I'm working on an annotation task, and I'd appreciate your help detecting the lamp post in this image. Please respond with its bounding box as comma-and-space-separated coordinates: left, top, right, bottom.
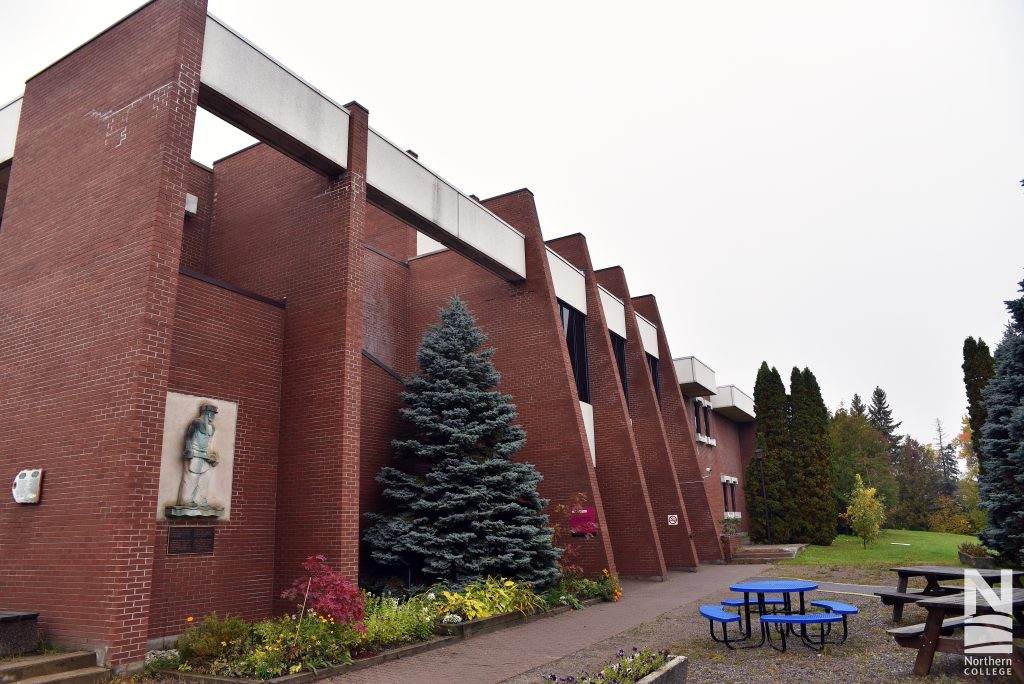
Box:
754, 448, 773, 545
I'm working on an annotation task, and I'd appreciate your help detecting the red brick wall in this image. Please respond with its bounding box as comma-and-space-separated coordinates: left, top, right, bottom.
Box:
545, 235, 666, 579
359, 243, 412, 563
632, 296, 724, 563
150, 275, 284, 639
407, 190, 616, 577
365, 204, 416, 261
0, 0, 206, 665
181, 162, 213, 271
594, 270, 700, 570
681, 395, 757, 535
202, 103, 370, 602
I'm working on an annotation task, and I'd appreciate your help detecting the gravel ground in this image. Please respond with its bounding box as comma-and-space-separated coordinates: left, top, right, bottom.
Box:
504, 572, 1016, 684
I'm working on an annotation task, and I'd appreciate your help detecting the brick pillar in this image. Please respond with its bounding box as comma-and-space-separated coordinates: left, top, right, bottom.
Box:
0, 0, 206, 666
545, 235, 667, 579
595, 269, 700, 570
273, 103, 368, 598
633, 295, 725, 563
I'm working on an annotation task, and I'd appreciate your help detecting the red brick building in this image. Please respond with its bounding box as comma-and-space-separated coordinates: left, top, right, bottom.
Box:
0, 0, 756, 669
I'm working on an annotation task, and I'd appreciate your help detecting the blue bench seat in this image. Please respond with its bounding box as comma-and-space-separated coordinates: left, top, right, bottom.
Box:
699, 605, 745, 649
761, 612, 845, 652
699, 605, 741, 623
721, 597, 785, 608
761, 613, 844, 625
810, 600, 858, 615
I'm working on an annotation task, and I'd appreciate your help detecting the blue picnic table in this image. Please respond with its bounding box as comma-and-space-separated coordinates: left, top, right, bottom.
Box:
728, 579, 819, 641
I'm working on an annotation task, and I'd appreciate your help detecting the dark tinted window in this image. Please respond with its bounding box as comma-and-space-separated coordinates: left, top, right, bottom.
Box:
647, 353, 660, 405
558, 300, 590, 403
610, 332, 628, 402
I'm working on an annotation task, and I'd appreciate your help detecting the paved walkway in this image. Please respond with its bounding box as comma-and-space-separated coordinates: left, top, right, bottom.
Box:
327, 564, 767, 684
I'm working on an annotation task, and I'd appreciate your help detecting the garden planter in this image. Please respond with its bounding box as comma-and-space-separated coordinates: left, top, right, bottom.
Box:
720, 535, 743, 563
959, 552, 996, 569
636, 655, 688, 684
0, 611, 39, 657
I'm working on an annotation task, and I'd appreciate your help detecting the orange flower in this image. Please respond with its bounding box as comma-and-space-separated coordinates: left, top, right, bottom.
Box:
186, 616, 194, 622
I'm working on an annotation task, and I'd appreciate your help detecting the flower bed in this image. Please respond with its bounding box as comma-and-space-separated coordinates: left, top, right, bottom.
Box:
546, 648, 687, 684
161, 559, 620, 682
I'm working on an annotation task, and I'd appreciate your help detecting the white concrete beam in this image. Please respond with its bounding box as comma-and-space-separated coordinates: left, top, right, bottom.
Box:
635, 313, 659, 359
199, 15, 350, 175
598, 285, 627, 338
546, 247, 586, 313
368, 129, 526, 281
0, 97, 22, 166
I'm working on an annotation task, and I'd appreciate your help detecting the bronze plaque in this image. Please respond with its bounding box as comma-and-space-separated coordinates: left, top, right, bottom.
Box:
167, 527, 215, 555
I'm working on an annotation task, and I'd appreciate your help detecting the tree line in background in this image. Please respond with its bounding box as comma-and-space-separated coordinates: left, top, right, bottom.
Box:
743, 276, 1024, 566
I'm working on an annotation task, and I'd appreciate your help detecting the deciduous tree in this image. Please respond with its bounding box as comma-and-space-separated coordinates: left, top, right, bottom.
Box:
848, 474, 885, 548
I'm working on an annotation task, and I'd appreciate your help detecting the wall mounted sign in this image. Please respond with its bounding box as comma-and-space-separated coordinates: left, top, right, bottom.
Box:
667, 514, 679, 526
167, 527, 216, 555
11, 469, 43, 504
570, 507, 597, 536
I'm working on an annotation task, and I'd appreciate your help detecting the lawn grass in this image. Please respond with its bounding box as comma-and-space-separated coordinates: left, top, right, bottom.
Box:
779, 528, 979, 568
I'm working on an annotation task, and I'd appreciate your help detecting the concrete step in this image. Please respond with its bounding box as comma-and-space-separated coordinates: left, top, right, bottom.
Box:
0, 652, 97, 682
18, 666, 109, 684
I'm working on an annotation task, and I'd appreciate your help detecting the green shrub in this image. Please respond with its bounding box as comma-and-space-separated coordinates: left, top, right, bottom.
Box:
958, 542, 990, 558
435, 577, 546, 620
362, 594, 436, 651
175, 614, 252, 665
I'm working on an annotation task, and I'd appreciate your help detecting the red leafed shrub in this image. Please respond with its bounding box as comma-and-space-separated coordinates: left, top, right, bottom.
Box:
282, 555, 366, 629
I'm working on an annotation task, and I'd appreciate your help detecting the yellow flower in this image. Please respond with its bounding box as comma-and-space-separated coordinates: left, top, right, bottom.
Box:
220, 641, 227, 647
186, 616, 194, 622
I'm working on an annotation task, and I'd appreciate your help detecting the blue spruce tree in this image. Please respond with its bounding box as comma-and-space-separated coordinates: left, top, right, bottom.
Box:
979, 278, 1024, 565
364, 296, 561, 588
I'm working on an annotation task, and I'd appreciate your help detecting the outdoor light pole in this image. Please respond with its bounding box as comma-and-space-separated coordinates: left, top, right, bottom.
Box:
754, 448, 773, 545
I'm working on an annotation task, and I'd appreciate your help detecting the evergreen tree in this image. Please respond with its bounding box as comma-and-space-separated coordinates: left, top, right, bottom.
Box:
867, 386, 902, 450
789, 367, 836, 545
962, 336, 995, 476
830, 408, 898, 513
934, 419, 959, 497
850, 393, 867, 417
743, 362, 794, 543
978, 278, 1024, 566
364, 296, 561, 588
888, 439, 944, 530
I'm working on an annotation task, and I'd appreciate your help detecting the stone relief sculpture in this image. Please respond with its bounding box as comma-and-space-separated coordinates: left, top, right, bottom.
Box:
166, 403, 224, 518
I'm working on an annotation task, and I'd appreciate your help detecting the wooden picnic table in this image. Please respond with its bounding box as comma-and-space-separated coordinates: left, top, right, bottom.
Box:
877, 566, 1024, 621
889, 587, 1024, 681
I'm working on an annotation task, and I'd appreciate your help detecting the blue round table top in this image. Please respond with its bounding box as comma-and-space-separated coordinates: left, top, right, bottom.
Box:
729, 579, 818, 593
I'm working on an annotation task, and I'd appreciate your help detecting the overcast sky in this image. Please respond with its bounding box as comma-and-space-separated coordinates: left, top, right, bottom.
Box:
2, 1, 1022, 446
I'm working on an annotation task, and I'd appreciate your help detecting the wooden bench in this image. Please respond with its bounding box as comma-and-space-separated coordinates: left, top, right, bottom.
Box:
886, 615, 971, 648
699, 605, 743, 649
761, 613, 844, 652
874, 588, 961, 621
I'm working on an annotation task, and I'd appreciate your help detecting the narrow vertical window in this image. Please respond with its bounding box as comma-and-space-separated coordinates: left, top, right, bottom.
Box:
704, 406, 712, 439
722, 481, 730, 512
610, 332, 628, 402
646, 353, 660, 405
730, 482, 737, 513
694, 399, 702, 435
558, 300, 590, 402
